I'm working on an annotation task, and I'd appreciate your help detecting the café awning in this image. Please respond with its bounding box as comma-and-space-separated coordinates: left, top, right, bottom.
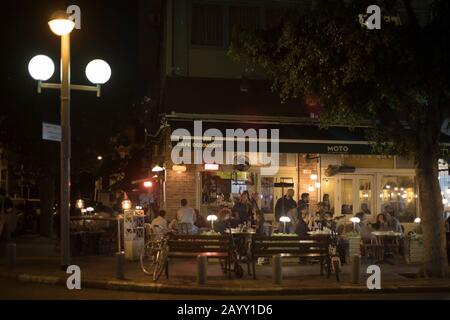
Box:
166, 116, 374, 154
167, 115, 450, 155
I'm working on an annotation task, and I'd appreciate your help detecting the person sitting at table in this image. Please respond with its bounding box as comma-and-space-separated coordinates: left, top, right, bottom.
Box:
385, 205, 403, 233
194, 209, 209, 229
353, 212, 366, 233
232, 191, 253, 225
284, 207, 299, 233
150, 210, 168, 235
295, 209, 310, 236
177, 199, 198, 234
168, 218, 178, 232
225, 211, 240, 229
253, 208, 267, 235
214, 208, 230, 234
371, 213, 388, 230
323, 211, 337, 232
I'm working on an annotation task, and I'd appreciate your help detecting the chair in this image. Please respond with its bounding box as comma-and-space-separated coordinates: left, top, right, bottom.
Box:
179, 222, 193, 235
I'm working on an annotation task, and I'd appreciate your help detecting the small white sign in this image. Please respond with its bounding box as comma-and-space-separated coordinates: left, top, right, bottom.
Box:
42, 122, 61, 142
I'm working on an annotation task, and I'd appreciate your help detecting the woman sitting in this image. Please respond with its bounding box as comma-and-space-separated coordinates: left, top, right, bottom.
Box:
371, 213, 388, 230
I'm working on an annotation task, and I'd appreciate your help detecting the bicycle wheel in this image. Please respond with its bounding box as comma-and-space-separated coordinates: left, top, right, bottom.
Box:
140, 242, 158, 276
152, 242, 168, 281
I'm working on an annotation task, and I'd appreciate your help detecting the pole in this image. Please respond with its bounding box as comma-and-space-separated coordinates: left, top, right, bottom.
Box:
60, 33, 71, 269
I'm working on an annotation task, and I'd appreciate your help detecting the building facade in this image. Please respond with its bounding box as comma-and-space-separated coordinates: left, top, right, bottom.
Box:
145, 0, 449, 231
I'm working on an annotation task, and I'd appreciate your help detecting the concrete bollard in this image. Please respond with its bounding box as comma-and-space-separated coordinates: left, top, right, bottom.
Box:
116, 251, 125, 280
197, 255, 207, 285
6, 243, 16, 266
351, 254, 361, 284
272, 254, 282, 285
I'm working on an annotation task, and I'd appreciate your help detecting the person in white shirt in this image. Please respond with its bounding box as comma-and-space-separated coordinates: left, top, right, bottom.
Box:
176, 199, 198, 234
150, 210, 168, 235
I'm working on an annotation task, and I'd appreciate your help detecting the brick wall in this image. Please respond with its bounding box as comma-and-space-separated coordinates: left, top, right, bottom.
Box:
297, 154, 320, 209
164, 163, 197, 221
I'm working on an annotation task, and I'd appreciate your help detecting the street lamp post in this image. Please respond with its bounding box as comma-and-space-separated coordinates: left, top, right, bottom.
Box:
28, 10, 111, 269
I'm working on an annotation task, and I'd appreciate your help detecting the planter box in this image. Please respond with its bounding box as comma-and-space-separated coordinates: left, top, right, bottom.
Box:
405, 237, 423, 264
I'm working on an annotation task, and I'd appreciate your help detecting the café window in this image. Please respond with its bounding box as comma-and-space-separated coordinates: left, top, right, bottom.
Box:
261, 177, 274, 213
380, 175, 417, 222
201, 171, 256, 208
229, 6, 260, 36
191, 4, 224, 46
438, 159, 450, 214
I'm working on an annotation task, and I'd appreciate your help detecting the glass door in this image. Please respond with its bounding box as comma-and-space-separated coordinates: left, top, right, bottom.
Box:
334, 175, 374, 217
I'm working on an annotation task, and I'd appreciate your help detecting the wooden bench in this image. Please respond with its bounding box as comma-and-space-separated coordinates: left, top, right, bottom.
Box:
165, 234, 232, 279
251, 236, 335, 280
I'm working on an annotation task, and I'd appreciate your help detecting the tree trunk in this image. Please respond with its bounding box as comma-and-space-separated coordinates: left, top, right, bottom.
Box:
415, 140, 449, 277
39, 173, 55, 237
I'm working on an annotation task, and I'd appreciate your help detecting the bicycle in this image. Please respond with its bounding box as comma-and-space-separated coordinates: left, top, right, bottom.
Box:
326, 230, 341, 282
140, 227, 169, 281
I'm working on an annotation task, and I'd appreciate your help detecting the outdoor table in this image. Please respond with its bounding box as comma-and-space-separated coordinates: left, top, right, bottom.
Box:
224, 229, 256, 272
371, 231, 403, 264
308, 230, 332, 237
70, 216, 122, 255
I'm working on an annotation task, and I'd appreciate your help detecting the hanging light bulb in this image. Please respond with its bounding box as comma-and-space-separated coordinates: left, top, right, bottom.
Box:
314, 182, 321, 188
310, 171, 318, 181
308, 185, 315, 192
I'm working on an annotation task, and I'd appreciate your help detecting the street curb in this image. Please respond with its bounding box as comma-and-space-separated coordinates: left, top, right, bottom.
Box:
1, 271, 450, 296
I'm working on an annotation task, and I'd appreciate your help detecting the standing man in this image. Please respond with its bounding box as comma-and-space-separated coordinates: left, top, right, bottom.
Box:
274, 189, 297, 222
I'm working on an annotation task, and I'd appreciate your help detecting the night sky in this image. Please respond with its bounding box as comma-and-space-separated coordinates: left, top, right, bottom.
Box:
4, 0, 141, 153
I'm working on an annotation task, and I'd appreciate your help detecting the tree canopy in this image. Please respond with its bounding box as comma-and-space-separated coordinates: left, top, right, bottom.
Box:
230, 0, 450, 276
230, 0, 450, 156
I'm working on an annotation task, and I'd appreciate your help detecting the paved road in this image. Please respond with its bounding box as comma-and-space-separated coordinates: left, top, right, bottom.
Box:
0, 279, 449, 300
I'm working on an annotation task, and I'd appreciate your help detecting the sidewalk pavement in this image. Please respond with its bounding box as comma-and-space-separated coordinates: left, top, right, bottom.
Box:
1, 236, 449, 296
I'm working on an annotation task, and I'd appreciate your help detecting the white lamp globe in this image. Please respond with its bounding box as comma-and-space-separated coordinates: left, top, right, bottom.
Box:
350, 217, 361, 224
28, 55, 55, 81
48, 10, 75, 36
279, 216, 291, 223
206, 214, 218, 222
85, 59, 111, 84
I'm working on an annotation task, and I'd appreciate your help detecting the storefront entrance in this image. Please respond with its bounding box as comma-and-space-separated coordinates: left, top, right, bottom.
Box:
321, 174, 374, 217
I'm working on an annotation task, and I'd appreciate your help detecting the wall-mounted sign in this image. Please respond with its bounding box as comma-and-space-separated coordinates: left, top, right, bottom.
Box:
42, 122, 61, 142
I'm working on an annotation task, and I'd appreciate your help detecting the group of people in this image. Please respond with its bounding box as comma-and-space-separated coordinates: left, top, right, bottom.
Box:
145, 188, 409, 238
147, 198, 209, 236
146, 191, 268, 236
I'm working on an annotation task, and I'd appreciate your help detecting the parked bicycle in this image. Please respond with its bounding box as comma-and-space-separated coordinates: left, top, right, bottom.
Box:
140, 226, 169, 281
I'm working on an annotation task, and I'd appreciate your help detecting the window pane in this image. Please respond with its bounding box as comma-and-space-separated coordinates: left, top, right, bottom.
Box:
229, 6, 260, 36
358, 178, 372, 214
380, 175, 417, 222
321, 178, 335, 215
341, 179, 353, 215
191, 4, 223, 46
261, 177, 274, 213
